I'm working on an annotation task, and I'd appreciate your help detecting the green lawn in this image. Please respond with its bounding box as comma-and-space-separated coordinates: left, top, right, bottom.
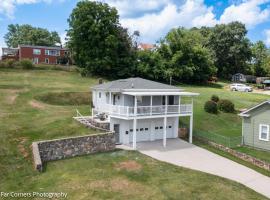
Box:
180, 82, 268, 137
234, 146, 270, 163
0, 68, 268, 199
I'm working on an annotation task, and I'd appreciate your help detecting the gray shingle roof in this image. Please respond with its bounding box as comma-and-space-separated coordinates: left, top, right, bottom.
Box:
92, 77, 182, 91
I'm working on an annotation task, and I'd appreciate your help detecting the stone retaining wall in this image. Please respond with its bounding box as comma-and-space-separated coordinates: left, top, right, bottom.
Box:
32, 132, 115, 172
196, 136, 270, 171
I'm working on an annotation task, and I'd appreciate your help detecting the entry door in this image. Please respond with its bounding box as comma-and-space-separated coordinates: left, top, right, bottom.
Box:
33, 57, 39, 64
114, 124, 120, 144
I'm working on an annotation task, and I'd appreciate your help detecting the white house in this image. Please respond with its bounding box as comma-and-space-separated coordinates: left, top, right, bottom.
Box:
91, 77, 199, 149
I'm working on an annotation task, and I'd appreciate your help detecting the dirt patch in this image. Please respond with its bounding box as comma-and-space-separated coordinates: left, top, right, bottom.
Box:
115, 160, 142, 172
17, 137, 29, 159
29, 100, 46, 109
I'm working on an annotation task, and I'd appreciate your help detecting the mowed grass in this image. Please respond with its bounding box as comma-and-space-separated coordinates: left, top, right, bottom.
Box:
0, 69, 269, 199
180, 83, 268, 137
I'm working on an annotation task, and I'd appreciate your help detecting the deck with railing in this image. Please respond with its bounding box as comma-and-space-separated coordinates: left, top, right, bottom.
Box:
94, 104, 192, 118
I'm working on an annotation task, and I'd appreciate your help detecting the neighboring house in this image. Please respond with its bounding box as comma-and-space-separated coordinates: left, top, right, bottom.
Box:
1, 45, 70, 65
137, 43, 156, 51
91, 77, 199, 149
232, 73, 256, 83
1, 48, 19, 61
239, 101, 270, 151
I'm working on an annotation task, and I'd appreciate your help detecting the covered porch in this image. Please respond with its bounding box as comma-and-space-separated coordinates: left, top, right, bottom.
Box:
122, 91, 198, 149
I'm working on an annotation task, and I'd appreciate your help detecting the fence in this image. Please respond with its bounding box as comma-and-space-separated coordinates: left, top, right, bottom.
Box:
194, 131, 242, 148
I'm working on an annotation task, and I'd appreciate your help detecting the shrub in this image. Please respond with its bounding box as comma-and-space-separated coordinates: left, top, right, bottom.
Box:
19, 59, 34, 69
204, 100, 218, 114
5, 59, 16, 68
218, 99, 235, 113
0, 61, 6, 68
211, 95, 219, 103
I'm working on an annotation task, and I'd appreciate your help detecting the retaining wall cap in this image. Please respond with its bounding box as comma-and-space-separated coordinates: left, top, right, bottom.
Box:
36, 132, 115, 144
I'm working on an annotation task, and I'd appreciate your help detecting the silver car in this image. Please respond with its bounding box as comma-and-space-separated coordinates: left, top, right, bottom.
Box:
230, 83, 253, 92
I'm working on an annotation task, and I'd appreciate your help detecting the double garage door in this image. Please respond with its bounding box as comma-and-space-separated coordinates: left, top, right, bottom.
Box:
128, 121, 174, 142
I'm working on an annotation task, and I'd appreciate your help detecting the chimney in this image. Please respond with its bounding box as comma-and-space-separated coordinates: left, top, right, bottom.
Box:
98, 78, 103, 84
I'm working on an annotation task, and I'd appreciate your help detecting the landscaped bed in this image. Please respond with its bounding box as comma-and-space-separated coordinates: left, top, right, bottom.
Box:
0, 68, 269, 199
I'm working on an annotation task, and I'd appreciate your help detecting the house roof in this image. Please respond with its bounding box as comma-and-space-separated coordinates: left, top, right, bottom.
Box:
91, 77, 183, 92
138, 43, 155, 50
19, 45, 68, 50
238, 100, 270, 117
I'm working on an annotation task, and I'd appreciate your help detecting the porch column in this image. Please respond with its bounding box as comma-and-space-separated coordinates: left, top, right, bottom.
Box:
189, 98, 193, 143
150, 95, 153, 115
109, 92, 112, 105
178, 96, 181, 114
133, 96, 137, 149
163, 117, 167, 147
165, 95, 168, 114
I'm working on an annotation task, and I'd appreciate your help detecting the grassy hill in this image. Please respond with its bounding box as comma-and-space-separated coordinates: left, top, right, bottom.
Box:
0, 68, 268, 199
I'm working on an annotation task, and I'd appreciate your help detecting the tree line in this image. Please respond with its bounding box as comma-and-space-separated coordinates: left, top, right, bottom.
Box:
4, 1, 270, 83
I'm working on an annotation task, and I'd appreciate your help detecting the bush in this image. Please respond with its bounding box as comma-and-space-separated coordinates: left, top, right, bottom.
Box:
211, 95, 219, 103
218, 99, 235, 113
5, 59, 16, 68
204, 100, 218, 114
0, 61, 6, 68
19, 59, 34, 69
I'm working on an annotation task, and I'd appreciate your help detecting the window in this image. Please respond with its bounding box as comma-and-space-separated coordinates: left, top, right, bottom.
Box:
33, 49, 41, 55
130, 129, 133, 132
125, 131, 129, 135
155, 127, 159, 130
259, 124, 269, 141
45, 49, 60, 56
99, 92, 101, 98
45, 58, 49, 64
168, 126, 172, 129
140, 128, 144, 131
160, 126, 163, 129
145, 128, 149, 131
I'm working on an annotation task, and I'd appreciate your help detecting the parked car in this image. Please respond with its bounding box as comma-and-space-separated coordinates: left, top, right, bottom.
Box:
230, 83, 253, 92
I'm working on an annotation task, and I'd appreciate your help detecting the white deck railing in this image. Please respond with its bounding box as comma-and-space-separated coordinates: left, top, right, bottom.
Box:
94, 104, 192, 117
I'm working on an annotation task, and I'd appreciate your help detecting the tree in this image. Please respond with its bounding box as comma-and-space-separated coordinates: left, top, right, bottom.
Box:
67, 1, 136, 78
208, 22, 252, 78
4, 24, 61, 47
157, 28, 216, 82
251, 41, 269, 76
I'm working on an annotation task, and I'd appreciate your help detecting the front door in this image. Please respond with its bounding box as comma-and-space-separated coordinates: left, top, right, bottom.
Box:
114, 124, 120, 144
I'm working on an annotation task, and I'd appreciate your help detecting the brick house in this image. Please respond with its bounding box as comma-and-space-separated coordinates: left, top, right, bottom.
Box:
2, 45, 70, 65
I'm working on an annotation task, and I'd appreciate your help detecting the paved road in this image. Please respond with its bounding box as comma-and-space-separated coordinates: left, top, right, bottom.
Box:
121, 139, 270, 198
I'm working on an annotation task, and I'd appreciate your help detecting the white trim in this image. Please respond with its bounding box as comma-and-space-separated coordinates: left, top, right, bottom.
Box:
259, 124, 269, 141
122, 91, 199, 96
239, 101, 270, 117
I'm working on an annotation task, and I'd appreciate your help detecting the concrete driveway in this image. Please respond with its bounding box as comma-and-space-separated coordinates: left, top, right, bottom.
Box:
128, 139, 270, 198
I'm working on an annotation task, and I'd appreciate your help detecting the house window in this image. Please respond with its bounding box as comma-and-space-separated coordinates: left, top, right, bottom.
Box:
125, 131, 129, 135
130, 129, 133, 132
160, 126, 163, 129
140, 128, 144, 131
33, 49, 41, 55
99, 92, 101, 98
259, 124, 269, 141
45, 49, 60, 56
145, 128, 149, 131
168, 126, 172, 128
45, 58, 49, 64
155, 127, 159, 130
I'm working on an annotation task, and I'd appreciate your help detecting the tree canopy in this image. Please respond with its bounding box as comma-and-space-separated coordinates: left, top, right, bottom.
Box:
4, 24, 61, 47
207, 22, 252, 78
67, 1, 136, 78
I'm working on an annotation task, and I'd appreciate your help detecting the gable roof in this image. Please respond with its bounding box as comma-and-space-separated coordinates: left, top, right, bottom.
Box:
239, 100, 270, 117
91, 77, 183, 92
